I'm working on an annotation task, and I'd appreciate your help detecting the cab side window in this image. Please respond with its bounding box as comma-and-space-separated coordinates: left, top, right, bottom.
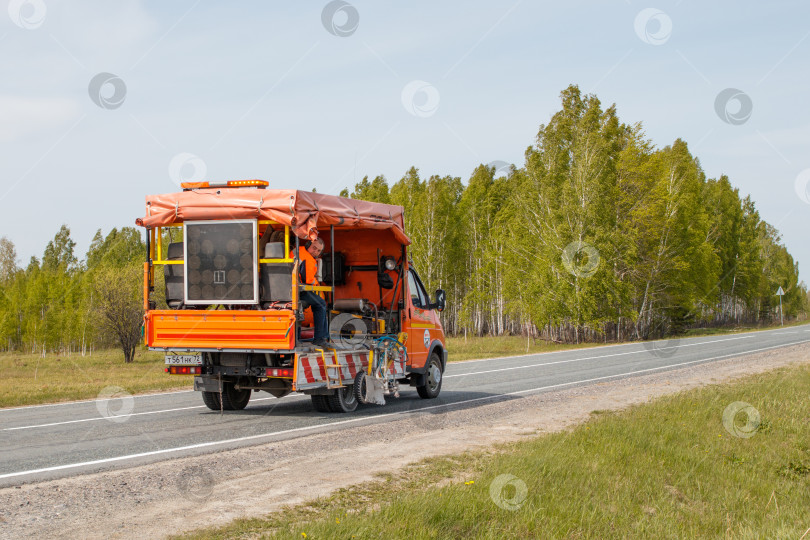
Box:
408, 269, 428, 308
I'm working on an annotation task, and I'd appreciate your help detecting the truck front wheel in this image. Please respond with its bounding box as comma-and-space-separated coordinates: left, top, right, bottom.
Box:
416, 353, 443, 399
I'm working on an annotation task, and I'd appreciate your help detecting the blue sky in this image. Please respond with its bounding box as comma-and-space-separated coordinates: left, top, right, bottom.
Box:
1, 0, 809, 285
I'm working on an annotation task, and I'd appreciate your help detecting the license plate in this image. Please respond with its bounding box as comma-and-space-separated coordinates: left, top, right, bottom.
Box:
165, 353, 203, 365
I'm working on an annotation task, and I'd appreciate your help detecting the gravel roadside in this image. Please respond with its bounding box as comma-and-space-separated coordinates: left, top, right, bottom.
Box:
1, 343, 807, 540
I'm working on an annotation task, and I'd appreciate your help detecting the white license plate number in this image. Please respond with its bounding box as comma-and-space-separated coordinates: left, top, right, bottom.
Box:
165, 353, 203, 365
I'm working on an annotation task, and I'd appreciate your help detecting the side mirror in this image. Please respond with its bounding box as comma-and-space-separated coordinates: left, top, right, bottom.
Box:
434, 289, 446, 312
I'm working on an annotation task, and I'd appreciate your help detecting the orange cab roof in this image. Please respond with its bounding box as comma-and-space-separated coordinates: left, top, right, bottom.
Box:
135, 187, 410, 245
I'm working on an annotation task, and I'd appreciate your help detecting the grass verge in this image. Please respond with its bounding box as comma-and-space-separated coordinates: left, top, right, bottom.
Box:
444, 334, 596, 362
181, 362, 810, 539
0, 349, 187, 408
447, 319, 808, 362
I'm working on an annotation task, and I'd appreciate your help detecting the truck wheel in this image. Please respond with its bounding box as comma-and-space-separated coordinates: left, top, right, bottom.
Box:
201, 391, 221, 411
327, 385, 358, 413
311, 394, 332, 412
220, 382, 251, 410
353, 372, 368, 404
416, 353, 443, 399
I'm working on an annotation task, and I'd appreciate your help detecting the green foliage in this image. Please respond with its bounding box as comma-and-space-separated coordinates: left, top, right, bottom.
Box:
42, 224, 77, 273
86, 227, 145, 269
346, 175, 391, 204
92, 263, 144, 363
0, 227, 146, 355
343, 84, 806, 340
0, 237, 17, 284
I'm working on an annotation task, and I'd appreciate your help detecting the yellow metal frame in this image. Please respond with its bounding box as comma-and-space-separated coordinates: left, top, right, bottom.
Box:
258, 220, 293, 263
300, 284, 333, 292
145, 220, 334, 328
146, 219, 295, 292
150, 224, 183, 266
149, 220, 294, 265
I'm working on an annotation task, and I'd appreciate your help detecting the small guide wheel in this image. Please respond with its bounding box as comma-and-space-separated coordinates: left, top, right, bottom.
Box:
353, 372, 369, 404
354, 371, 386, 405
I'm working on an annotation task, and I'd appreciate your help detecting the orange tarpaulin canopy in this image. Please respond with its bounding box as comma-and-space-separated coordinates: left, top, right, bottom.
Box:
135, 187, 410, 245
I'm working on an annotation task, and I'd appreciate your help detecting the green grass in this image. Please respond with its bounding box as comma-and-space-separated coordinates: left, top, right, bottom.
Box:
445, 334, 598, 362
0, 348, 187, 408
181, 363, 810, 539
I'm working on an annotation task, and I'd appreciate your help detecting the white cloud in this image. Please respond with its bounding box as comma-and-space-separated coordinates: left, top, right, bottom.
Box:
0, 95, 80, 142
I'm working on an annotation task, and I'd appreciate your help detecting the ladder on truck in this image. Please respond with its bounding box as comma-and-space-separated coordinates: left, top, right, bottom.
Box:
316, 348, 344, 389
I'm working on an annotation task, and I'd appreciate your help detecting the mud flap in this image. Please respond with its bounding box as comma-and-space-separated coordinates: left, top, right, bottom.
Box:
366, 377, 386, 405
355, 372, 387, 406
194, 375, 223, 393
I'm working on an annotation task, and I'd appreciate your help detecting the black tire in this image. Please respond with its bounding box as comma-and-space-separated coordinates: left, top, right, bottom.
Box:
220, 382, 251, 410
201, 391, 221, 411
327, 385, 358, 413
353, 372, 368, 405
311, 394, 333, 412
417, 353, 443, 399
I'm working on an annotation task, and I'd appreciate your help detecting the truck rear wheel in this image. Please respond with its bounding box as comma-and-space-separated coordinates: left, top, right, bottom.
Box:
327, 385, 358, 413
416, 353, 443, 399
220, 382, 251, 410
311, 394, 332, 412
201, 391, 221, 411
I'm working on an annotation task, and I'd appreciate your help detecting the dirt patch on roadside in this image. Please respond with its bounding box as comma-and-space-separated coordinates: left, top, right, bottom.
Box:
1, 344, 808, 539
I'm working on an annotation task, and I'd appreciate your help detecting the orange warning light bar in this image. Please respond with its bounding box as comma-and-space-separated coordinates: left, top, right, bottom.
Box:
180, 180, 269, 189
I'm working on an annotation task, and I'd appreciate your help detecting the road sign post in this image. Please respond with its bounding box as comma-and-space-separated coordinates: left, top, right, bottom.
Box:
776, 286, 785, 326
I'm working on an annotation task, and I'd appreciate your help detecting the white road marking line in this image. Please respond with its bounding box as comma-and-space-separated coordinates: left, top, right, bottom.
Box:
446, 334, 754, 378
2, 396, 307, 432
1, 338, 806, 481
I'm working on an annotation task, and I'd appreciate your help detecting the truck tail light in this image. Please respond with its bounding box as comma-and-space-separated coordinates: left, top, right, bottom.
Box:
167, 366, 201, 375
265, 368, 293, 378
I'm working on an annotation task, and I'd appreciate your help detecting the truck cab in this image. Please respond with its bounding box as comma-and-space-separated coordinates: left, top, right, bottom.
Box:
137, 181, 447, 412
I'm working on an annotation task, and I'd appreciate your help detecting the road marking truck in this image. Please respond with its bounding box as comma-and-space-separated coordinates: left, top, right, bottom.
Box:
136, 180, 448, 412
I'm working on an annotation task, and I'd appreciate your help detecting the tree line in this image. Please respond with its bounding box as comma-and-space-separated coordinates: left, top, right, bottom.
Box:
341, 85, 807, 342
0, 227, 146, 360
0, 85, 805, 357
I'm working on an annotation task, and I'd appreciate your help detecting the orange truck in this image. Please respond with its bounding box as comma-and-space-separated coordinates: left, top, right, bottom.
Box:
136, 180, 448, 412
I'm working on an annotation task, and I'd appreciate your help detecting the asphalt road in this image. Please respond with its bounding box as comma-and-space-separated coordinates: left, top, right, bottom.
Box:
1, 325, 808, 488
